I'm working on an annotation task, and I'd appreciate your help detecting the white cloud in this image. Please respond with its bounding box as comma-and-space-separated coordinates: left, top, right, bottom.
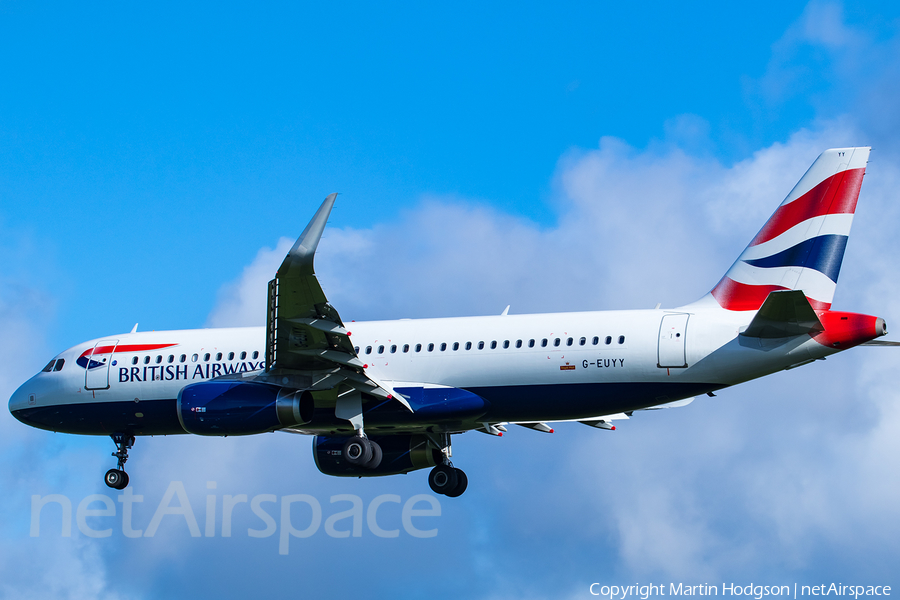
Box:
753, 1, 866, 107
0, 267, 138, 599
197, 119, 900, 587
205, 238, 293, 328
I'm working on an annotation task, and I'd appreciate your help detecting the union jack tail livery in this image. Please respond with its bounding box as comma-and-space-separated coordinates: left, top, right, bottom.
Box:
710, 147, 870, 311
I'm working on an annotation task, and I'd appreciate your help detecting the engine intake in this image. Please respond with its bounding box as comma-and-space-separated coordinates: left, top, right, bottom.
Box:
178, 381, 313, 436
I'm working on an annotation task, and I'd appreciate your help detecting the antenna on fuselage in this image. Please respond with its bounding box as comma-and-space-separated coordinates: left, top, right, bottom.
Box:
130, 323, 138, 333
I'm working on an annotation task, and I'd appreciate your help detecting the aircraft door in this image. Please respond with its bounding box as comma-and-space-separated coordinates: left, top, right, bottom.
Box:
85, 339, 119, 390
658, 314, 688, 368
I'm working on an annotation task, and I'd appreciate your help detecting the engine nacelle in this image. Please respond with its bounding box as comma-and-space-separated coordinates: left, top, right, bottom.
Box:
313, 434, 441, 477
177, 380, 313, 436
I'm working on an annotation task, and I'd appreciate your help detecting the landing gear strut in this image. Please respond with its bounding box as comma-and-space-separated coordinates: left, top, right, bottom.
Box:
427, 433, 468, 497
336, 389, 383, 470
105, 432, 134, 490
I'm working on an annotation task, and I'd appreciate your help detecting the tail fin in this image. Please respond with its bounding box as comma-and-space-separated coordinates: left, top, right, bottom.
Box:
710, 147, 870, 311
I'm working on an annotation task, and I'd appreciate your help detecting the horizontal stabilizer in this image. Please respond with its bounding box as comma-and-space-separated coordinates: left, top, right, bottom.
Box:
741, 290, 824, 338
860, 340, 900, 346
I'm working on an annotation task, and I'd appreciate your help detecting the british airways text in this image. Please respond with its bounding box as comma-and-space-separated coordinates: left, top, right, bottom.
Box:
118, 361, 265, 383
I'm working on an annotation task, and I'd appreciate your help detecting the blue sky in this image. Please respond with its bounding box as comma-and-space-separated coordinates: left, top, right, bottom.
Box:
3, 1, 900, 598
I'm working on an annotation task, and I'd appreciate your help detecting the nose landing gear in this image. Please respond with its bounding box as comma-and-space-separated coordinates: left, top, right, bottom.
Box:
105, 433, 134, 490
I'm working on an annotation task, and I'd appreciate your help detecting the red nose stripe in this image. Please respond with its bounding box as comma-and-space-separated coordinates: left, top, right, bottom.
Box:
79, 343, 178, 358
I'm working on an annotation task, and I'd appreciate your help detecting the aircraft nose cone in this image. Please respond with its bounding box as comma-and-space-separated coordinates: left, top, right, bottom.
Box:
8, 381, 32, 421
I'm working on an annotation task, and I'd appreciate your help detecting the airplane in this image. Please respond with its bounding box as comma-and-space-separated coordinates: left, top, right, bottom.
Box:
9, 146, 892, 498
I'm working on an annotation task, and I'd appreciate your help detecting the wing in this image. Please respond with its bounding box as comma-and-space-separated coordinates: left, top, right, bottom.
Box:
263, 194, 412, 411
494, 397, 696, 435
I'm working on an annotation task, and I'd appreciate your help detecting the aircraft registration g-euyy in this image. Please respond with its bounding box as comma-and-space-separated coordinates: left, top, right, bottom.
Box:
9, 147, 893, 498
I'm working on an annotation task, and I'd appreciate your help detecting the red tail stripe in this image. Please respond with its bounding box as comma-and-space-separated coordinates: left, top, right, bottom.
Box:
711, 277, 832, 311
711, 278, 788, 311
749, 168, 864, 247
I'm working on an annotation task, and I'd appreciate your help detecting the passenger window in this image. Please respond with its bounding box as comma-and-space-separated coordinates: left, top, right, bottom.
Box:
53, 359, 65, 371
427, 343, 434, 352
478, 341, 485, 350
440, 343, 447, 351
416, 344, 422, 352
553, 338, 560, 347
252, 351, 259, 359
503, 340, 509, 349
377, 345, 384, 354
453, 342, 459, 351
42, 360, 56, 372
592, 336, 599, 345
354, 346, 360, 354
541, 339, 548, 347
144, 356, 151, 365
403, 344, 409, 353
204, 353, 211, 362
240, 351, 247, 360
516, 340, 523, 348
365, 346, 372, 354
180, 354, 186, 363
465, 342, 472, 350
192, 354, 198, 362
215, 353, 222, 361
579, 337, 586, 346
567, 337, 573, 346
168, 355, 174, 363
528, 339, 535, 348
132, 356, 139, 365
605, 336, 612, 345
390, 345, 397, 354
227, 352, 234, 360
618, 335, 626, 344
490, 341, 497, 349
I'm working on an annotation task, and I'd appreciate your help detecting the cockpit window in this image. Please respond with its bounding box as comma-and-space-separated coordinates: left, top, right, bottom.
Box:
42, 358, 66, 372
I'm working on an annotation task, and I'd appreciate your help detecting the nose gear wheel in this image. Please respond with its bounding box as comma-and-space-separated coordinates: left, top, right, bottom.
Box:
105, 433, 134, 490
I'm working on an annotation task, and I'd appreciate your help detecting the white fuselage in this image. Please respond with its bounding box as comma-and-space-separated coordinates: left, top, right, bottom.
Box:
9, 300, 839, 437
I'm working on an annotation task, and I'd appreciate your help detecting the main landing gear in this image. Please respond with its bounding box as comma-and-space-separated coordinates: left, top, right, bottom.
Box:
104, 432, 134, 490
428, 464, 468, 497
342, 435, 383, 469
427, 433, 468, 497
337, 389, 383, 470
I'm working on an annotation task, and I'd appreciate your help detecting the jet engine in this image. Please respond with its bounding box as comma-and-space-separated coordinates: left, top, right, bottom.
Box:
313, 434, 441, 477
177, 380, 313, 435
